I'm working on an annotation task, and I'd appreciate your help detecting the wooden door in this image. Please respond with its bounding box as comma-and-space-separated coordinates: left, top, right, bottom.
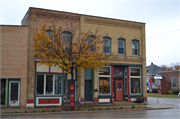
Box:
116, 81, 123, 101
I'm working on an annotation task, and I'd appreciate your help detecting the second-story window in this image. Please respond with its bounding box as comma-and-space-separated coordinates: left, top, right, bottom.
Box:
88, 35, 95, 51
132, 40, 139, 56
62, 31, 71, 51
118, 38, 125, 55
103, 36, 111, 54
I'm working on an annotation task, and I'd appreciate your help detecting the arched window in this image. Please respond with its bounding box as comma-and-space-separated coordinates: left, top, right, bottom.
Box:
103, 36, 111, 54
118, 38, 126, 55
62, 31, 71, 51
132, 39, 139, 56
45, 29, 53, 41
88, 35, 95, 51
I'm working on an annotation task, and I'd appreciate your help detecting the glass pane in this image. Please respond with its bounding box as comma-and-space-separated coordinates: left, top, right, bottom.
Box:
132, 42, 137, 48
10, 82, 18, 101
118, 40, 123, 47
103, 46, 109, 53
99, 67, 110, 75
55, 75, 62, 94
67, 82, 71, 100
64, 74, 67, 95
118, 48, 124, 54
124, 78, 127, 94
37, 75, 44, 94
99, 77, 110, 94
131, 68, 140, 76
132, 49, 137, 55
131, 78, 141, 94
124, 67, 127, 76
46, 75, 53, 94
103, 39, 110, 46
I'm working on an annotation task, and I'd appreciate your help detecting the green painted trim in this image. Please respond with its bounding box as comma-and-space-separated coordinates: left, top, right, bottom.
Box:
113, 81, 116, 101
5, 79, 8, 106
109, 63, 142, 67
98, 95, 111, 98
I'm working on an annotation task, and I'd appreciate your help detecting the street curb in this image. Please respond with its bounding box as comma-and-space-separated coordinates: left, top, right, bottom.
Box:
1, 107, 175, 116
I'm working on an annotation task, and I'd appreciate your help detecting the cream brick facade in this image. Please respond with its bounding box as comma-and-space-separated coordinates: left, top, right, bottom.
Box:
0, 25, 28, 108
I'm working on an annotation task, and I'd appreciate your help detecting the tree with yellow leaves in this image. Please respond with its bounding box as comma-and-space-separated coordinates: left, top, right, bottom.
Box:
32, 23, 111, 110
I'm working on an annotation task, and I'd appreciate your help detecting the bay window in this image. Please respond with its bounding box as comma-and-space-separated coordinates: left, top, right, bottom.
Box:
37, 74, 62, 95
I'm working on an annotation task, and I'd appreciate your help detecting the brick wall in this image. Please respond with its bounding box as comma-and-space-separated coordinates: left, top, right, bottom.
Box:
23, 7, 146, 100
159, 71, 180, 90
0, 25, 28, 108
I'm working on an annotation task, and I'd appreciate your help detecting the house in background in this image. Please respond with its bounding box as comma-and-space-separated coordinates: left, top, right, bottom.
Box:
146, 63, 166, 90
1, 7, 147, 108
159, 70, 180, 93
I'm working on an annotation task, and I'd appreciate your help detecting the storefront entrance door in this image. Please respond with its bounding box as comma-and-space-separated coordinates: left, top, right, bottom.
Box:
9, 81, 20, 106
116, 80, 123, 101
85, 80, 92, 101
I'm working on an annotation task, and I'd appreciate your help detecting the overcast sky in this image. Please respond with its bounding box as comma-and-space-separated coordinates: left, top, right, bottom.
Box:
0, 0, 179, 67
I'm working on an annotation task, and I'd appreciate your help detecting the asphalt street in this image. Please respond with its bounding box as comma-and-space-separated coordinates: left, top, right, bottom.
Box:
1, 97, 180, 119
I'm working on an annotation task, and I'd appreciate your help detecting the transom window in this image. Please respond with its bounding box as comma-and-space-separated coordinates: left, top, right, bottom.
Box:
132, 40, 139, 56
118, 38, 125, 55
103, 37, 111, 54
36, 74, 62, 95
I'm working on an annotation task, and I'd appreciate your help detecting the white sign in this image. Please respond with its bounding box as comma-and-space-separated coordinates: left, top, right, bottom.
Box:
154, 74, 162, 80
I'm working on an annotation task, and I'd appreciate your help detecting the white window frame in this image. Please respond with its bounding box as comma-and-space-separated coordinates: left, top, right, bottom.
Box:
36, 74, 63, 95
103, 37, 110, 54
98, 66, 111, 95
118, 40, 124, 55
132, 41, 138, 56
129, 67, 142, 95
171, 78, 176, 88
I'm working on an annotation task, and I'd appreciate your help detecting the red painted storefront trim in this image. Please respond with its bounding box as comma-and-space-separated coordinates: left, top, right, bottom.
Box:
111, 65, 114, 102
27, 99, 34, 103
39, 99, 59, 104
128, 65, 130, 101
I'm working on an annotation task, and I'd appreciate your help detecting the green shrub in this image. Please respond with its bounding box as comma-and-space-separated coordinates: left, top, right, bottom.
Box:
172, 89, 179, 95
98, 107, 103, 110
41, 108, 45, 112
74, 109, 77, 111
3, 112, 8, 114
138, 106, 141, 108
91, 107, 96, 110
131, 105, 135, 109
50, 109, 55, 112
23, 110, 27, 113
106, 107, 110, 110
113, 107, 117, 109
32, 110, 37, 113
119, 106, 123, 109
14, 111, 18, 113
144, 106, 147, 108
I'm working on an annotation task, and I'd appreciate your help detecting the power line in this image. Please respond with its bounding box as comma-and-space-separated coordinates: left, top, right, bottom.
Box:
147, 29, 180, 39
146, 33, 179, 42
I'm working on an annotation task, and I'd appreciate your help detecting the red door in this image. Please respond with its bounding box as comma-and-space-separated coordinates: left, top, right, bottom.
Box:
116, 81, 123, 101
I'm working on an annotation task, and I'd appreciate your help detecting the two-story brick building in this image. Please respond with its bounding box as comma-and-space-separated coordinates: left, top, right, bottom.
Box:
0, 7, 147, 108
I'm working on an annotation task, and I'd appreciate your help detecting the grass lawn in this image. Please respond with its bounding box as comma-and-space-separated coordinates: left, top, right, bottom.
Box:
147, 93, 179, 98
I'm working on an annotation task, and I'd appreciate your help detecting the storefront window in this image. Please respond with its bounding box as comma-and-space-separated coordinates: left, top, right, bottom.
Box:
46, 75, 53, 94
55, 75, 62, 94
124, 78, 127, 94
130, 68, 141, 94
37, 75, 44, 94
99, 77, 110, 94
98, 66, 111, 95
36, 74, 62, 95
131, 78, 141, 94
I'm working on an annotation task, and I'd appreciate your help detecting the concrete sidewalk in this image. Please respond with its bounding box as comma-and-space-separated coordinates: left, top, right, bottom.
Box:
0, 102, 176, 116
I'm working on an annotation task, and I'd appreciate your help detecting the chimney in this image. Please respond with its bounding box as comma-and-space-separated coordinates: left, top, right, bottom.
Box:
151, 62, 153, 65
